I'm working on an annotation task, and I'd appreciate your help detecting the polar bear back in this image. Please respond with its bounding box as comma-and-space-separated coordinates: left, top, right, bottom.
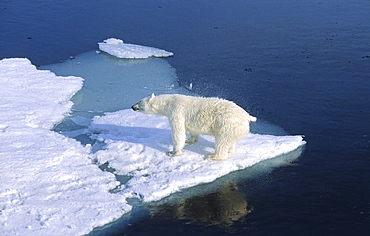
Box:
156, 94, 252, 136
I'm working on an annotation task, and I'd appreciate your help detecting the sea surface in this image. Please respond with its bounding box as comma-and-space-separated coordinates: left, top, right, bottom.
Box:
1, 0, 369, 235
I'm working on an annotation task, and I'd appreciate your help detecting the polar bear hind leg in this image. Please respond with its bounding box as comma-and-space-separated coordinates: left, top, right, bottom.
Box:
207, 134, 233, 161
208, 124, 247, 160
186, 132, 199, 144
228, 143, 236, 153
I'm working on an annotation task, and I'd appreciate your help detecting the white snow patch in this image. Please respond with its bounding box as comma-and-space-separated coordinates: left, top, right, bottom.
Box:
98, 38, 174, 59
0, 58, 130, 236
90, 109, 306, 203
0, 58, 82, 129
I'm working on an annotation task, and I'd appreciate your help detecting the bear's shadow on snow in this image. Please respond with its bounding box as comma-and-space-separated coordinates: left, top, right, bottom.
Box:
93, 124, 216, 156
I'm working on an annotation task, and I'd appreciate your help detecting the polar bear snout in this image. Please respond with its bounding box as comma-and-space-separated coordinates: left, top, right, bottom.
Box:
131, 103, 140, 111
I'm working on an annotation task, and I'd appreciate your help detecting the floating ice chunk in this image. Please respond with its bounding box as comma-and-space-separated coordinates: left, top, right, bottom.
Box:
98, 38, 174, 59
90, 109, 306, 202
0, 58, 130, 236
104, 38, 124, 45
185, 82, 193, 91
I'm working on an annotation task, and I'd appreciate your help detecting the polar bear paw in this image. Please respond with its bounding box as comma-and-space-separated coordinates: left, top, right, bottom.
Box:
186, 133, 199, 145
185, 139, 197, 145
206, 154, 228, 161
166, 151, 184, 157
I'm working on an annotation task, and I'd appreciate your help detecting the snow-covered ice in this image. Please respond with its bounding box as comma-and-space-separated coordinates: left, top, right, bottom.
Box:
0, 58, 82, 129
98, 38, 174, 59
1, 57, 305, 235
0, 58, 130, 236
90, 109, 306, 202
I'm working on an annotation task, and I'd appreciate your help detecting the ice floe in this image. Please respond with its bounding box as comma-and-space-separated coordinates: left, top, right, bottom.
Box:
98, 38, 174, 59
0, 58, 83, 129
0, 58, 130, 236
90, 109, 306, 202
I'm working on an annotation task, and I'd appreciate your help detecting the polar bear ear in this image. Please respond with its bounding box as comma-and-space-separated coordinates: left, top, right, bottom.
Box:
149, 93, 155, 102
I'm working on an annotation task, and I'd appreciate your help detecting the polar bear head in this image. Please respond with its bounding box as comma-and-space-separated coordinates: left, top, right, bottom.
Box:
131, 94, 166, 115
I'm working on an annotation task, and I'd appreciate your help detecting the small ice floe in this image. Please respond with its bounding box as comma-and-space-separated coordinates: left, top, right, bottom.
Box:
185, 82, 193, 91
90, 109, 306, 202
98, 38, 174, 59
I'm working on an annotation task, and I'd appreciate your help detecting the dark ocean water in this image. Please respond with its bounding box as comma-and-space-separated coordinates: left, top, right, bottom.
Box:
1, 0, 369, 235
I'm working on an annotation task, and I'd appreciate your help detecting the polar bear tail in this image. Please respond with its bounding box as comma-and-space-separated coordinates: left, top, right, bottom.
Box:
248, 115, 257, 122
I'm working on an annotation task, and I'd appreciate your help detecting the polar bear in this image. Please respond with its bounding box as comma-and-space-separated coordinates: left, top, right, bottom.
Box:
131, 94, 256, 161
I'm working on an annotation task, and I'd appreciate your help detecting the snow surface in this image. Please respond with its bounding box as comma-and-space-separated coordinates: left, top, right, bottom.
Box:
1, 57, 305, 235
90, 109, 306, 202
98, 38, 174, 59
0, 58, 130, 236
0, 58, 82, 129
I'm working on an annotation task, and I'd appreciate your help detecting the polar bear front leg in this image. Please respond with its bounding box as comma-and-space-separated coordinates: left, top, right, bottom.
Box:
166, 120, 186, 157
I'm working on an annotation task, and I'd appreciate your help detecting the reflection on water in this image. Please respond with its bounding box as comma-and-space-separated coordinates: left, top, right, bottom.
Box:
143, 149, 300, 230
148, 182, 252, 228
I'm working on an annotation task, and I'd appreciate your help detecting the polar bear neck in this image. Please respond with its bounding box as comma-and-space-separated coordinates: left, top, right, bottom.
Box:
149, 94, 173, 116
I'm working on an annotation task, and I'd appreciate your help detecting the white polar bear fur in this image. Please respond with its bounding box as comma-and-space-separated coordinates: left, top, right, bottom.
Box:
131, 94, 257, 161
